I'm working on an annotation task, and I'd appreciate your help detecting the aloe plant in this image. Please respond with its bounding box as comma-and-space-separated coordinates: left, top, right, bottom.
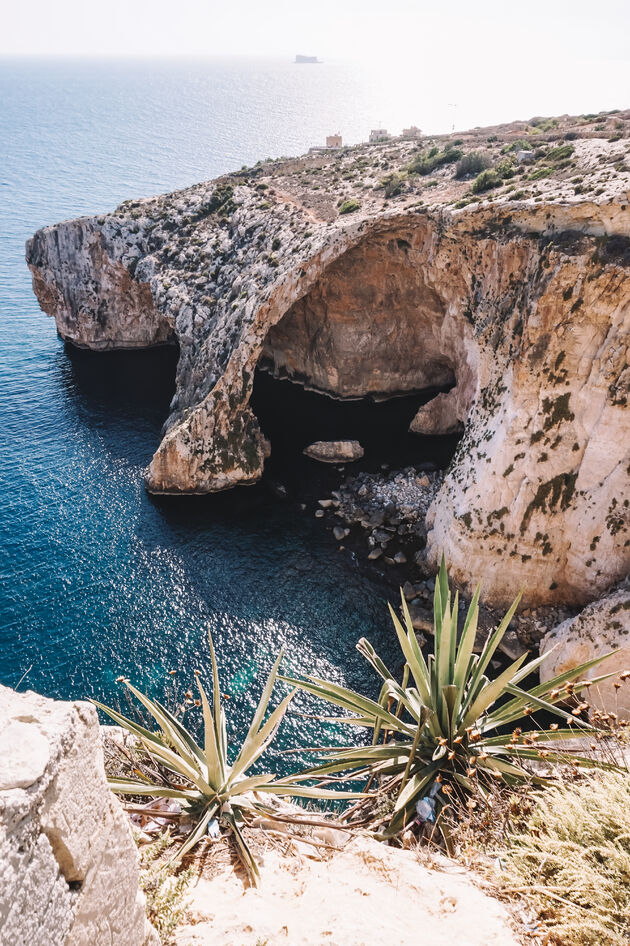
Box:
283, 557, 617, 837
94, 633, 356, 884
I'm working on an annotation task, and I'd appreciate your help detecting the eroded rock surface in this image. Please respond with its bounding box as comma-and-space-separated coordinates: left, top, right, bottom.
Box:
27, 113, 630, 606
540, 581, 630, 714
0, 685, 156, 946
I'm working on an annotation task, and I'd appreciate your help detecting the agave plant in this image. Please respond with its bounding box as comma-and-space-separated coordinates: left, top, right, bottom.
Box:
95, 633, 356, 884
282, 557, 618, 837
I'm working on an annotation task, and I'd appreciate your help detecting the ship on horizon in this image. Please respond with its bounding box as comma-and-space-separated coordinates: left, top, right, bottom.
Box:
295, 54, 321, 63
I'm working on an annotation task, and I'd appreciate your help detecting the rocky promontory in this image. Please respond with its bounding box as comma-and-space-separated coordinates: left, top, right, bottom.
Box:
27, 111, 630, 608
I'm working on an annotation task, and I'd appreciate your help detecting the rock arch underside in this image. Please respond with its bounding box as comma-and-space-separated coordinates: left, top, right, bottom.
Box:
27, 151, 630, 609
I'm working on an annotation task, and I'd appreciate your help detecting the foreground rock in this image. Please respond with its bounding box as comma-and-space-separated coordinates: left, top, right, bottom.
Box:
27, 112, 630, 606
175, 835, 519, 946
303, 439, 364, 463
0, 686, 156, 946
540, 581, 630, 715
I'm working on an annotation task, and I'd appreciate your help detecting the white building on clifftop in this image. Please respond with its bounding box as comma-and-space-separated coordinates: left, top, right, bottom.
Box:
369, 128, 390, 143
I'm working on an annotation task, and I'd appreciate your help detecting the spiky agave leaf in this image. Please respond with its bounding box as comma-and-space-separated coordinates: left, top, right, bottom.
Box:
289, 557, 620, 836
94, 630, 362, 881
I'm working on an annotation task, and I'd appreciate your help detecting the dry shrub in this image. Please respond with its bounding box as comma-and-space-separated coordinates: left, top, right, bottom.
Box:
501, 771, 630, 946
138, 833, 192, 944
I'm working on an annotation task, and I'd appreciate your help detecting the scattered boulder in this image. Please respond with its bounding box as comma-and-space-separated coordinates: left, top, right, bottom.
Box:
303, 440, 364, 463
408, 603, 434, 634
540, 584, 630, 715
333, 526, 349, 541
402, 581, 416, 600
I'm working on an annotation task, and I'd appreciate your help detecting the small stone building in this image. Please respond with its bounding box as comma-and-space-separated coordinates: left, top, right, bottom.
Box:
369, 128, 389, 143
326, 134, 342, 148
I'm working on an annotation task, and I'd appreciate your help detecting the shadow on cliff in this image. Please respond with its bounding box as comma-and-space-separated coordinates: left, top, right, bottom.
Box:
56, 341, 462, 517
57, 342, 179, 463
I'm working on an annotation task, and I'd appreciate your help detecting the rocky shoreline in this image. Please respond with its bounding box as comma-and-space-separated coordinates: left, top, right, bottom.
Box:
309, 463, 576, 657
27, 110, 630, 610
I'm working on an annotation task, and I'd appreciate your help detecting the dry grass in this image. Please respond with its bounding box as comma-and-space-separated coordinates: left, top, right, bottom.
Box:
497, 772, 630, 945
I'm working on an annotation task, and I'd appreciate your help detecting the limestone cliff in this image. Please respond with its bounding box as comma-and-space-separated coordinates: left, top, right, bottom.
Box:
27, 112, 630, 607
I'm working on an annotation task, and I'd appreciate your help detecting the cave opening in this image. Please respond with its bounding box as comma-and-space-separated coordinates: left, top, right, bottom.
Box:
250, 367, 463, 498
249, 225, 470, 498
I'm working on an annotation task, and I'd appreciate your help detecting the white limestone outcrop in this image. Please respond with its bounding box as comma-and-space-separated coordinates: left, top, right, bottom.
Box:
0, 685, 157, 946
303, 439, 364, 463
540, 582, 630, 715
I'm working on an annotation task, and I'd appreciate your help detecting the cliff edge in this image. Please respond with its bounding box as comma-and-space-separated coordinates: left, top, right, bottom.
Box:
26, 112, 630, 607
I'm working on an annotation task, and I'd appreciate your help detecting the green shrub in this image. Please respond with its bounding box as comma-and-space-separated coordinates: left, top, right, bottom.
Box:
407, 146, 463, 176
529, 167, 553, 180
207, 183, 235, 217
502, 138, 530, 154
285, 557, 612, 839
472, 169, 503, 193
455, 151, 493, 179
381, 172, 405, 198
495, 157, 517, 179
530, 117, 559, 132
139, 834, 192, 943
547, 144, 575, 163
338, 199, 360, 214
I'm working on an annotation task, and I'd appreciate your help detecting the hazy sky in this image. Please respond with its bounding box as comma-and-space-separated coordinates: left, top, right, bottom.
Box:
3, 0, 630, 61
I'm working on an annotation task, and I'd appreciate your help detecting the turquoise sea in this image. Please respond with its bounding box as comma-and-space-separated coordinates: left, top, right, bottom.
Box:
2, 56, 623, 761
0, 57, 433, 760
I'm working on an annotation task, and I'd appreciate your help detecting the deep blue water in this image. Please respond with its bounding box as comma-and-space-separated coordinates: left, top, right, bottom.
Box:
0, 57, 446, 761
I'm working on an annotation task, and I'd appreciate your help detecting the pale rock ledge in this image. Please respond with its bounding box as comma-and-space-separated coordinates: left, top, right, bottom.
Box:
0, 685, 157, 946
540, 580, 630, 715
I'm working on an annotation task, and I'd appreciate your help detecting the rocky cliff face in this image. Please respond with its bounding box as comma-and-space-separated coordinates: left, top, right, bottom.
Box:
27, 113, 630, 607
28, 219, 174, 350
